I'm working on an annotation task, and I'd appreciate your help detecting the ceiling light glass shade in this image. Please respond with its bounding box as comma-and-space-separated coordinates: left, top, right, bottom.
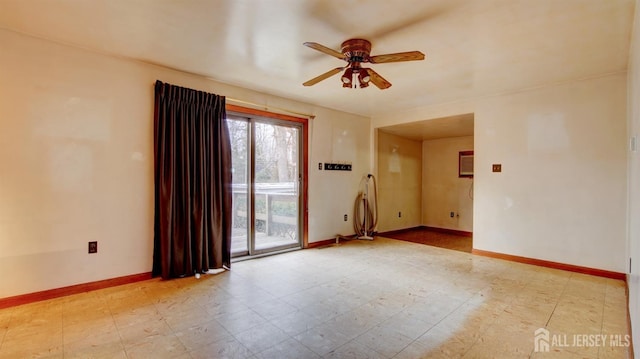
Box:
341, 68, 353, 84
359, 69, 371, 84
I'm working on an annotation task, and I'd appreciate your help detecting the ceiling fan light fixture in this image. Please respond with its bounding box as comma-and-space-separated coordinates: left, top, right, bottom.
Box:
341, 68, 353, 84
359, 69, 371, 84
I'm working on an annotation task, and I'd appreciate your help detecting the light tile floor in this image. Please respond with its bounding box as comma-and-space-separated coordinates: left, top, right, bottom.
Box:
0, 237, 631, 358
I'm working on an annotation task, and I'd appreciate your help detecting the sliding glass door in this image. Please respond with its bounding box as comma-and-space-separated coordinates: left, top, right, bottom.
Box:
227, 114, 303, 257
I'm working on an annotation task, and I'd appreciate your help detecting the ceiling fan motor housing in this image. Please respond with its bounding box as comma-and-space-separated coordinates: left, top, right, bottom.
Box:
341, 39, 371, 63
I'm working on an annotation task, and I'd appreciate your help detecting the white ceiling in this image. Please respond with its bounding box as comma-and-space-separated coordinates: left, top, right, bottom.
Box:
0, 0, 635, 123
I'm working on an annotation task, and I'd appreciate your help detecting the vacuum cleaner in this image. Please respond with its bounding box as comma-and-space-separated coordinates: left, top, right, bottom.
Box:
336, 173, 378, 243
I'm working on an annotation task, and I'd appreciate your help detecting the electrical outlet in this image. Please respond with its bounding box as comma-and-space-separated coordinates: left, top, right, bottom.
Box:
344, 214, 348, 221
398, 211, 402, 218
318, 162, 323, 170
450, 211, 455, 218
88, 241, 97, 254
492, 164, 502, 172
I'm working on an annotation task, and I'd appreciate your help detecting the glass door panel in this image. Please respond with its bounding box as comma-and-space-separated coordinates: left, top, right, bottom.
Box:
253, 122, 300, 253
227, 118, 249, 256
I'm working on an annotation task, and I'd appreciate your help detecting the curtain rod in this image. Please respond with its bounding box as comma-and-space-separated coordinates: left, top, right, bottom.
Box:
226, 97, 316, 119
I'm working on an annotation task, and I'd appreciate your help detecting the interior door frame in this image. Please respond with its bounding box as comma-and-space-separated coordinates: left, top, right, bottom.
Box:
227, 104, 309, 252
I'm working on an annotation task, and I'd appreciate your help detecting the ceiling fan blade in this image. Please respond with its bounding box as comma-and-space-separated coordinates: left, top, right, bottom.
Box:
303, 67, 345, 86
303, 42, 345, 60
365, 68, 392, 89
369, 51, 425, 64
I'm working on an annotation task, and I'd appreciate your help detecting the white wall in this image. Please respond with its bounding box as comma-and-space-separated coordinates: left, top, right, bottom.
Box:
373, 73, 628, 273
422, 136, 474, 232
0, 29, 370, 298
626, 0, 640, 355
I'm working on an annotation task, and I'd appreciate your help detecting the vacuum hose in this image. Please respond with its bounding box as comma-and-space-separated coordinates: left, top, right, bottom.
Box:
353, 174, 378, 237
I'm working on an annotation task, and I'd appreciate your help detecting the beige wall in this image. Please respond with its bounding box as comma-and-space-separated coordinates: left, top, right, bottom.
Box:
373, 73, 628, 273
422, 136, 474, 232
627, 0, 640, 355
0, 29, 371, 298
309, 108, 372, 241
475, 75, 627, 272
376, 131, 422, 232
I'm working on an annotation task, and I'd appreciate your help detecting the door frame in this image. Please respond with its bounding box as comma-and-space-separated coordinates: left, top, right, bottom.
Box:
227, 104, 309, 251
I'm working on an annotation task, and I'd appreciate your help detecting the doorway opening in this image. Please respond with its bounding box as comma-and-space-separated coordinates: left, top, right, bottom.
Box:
375, 113, 474, 252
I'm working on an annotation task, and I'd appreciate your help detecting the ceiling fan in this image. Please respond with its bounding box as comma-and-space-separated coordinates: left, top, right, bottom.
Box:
302, 39, 425, 89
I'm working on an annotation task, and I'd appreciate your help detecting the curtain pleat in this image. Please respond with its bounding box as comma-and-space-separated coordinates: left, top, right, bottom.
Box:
153, 80, 232, 279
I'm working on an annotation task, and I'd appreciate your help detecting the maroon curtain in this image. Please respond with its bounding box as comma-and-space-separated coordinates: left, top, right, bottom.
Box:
153, 80, 232, 279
